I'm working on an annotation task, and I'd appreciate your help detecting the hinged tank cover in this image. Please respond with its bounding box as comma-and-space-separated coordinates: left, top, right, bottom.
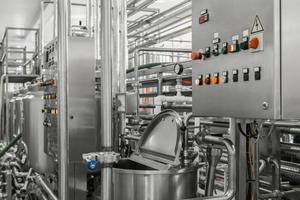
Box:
132, 110, 184, 169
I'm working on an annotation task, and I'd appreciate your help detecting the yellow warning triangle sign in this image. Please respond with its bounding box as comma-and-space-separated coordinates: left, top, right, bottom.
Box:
251, 15, 264, 34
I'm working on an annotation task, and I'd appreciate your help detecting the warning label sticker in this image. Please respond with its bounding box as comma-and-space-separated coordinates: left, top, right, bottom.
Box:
251, 15, 264, 34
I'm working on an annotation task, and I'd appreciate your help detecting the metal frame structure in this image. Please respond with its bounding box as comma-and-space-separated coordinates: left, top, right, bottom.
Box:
0, 27, 40, 144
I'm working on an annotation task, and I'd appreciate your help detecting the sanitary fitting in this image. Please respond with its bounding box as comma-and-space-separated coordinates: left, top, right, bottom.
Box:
83, 151, 120, 170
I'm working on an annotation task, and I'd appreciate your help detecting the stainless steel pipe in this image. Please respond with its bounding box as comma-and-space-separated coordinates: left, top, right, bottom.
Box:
130, 25, 192, 53
57, 0, 69, 199
186, 135, 236, 200
128, 0, 191, 32
35, 173, 58, 200
205, 147, 223, 197
101, 0, 113, 150
129, 7, 191, 36
128, 0, 157, 17
100, 0, 115, 199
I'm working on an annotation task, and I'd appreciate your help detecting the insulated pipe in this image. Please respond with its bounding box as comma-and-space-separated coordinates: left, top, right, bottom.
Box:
57, 0, 69, 199
186, 135, 236, 200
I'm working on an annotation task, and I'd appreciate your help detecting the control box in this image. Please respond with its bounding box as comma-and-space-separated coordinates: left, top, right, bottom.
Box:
192, 0, 300, 119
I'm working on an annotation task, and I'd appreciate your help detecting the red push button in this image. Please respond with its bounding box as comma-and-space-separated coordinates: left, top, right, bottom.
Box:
191, 51, 202, 60
204, 75, 211, 85
199, 14, 209, 24
249, 37, 259, 49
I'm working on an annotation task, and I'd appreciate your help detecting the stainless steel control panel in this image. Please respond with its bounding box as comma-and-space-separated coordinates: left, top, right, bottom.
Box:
192, 0, 300, 119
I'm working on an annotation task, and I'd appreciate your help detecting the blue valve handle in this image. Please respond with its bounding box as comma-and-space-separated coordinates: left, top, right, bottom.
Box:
86, 159, 98, 171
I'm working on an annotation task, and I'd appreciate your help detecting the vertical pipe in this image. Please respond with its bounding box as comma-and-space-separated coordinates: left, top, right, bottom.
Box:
94, 0, 100, 59
229, 118, 238, 194
100, 0, 113, 199
53, 0, 57, 39
23, 47, 27, 74
88, 0, 93, 37
134, 50, 140, 120
68, 0, 71, 37
5, 29, 9, 143
205, 147, 222, 196
100, 0, 112, 150
231, 119, 247, 200
254, 138, 259, 199
40, 1, 45, 55
119, 0, 128, 139
57, 0, 69, 199
111, 0, 120, 152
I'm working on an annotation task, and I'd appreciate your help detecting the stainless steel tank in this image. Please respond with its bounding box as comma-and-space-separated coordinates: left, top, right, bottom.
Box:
23, 87, 54, 173
113, 160, 197, 200
113, 110, 198, 200
15, 96, 24, 135
8, 98, 16, 140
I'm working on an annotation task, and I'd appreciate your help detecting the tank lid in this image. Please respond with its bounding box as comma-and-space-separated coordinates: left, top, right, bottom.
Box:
133, 110, 183, 169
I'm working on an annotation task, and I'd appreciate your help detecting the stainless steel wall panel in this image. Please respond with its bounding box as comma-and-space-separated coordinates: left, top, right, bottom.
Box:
68, 36, 97, 162
281, 0, 300, 119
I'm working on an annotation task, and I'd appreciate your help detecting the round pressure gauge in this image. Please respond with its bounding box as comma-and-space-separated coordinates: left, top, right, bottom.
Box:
174, 63, 184, 75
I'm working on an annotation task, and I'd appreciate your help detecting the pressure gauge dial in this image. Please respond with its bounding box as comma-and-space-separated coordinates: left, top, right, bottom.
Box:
174, 63, 184, 75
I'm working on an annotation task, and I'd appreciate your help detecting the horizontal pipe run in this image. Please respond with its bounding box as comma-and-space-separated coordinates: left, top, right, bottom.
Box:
129, 26, 192, 53
128, 0, 191, 32
129, 12, 192, 37
128, 0, 157, 17
135, 47, 191, 53
127, 7, 159, 13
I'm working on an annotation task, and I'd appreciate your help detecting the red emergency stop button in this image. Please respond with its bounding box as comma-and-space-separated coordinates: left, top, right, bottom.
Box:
249, 37, 260, 49
191, 51, 202, 60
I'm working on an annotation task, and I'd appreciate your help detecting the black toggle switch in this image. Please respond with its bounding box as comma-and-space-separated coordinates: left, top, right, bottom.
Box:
212, 44, 219, 56
240, 37, 249, 50
243, 68, 249, 81
203, 47, 211, 59
232, 69, 239, 82
254, 67, 261, 80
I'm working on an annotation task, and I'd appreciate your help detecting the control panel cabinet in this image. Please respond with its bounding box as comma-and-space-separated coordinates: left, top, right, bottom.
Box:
192, 0, 300, 119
